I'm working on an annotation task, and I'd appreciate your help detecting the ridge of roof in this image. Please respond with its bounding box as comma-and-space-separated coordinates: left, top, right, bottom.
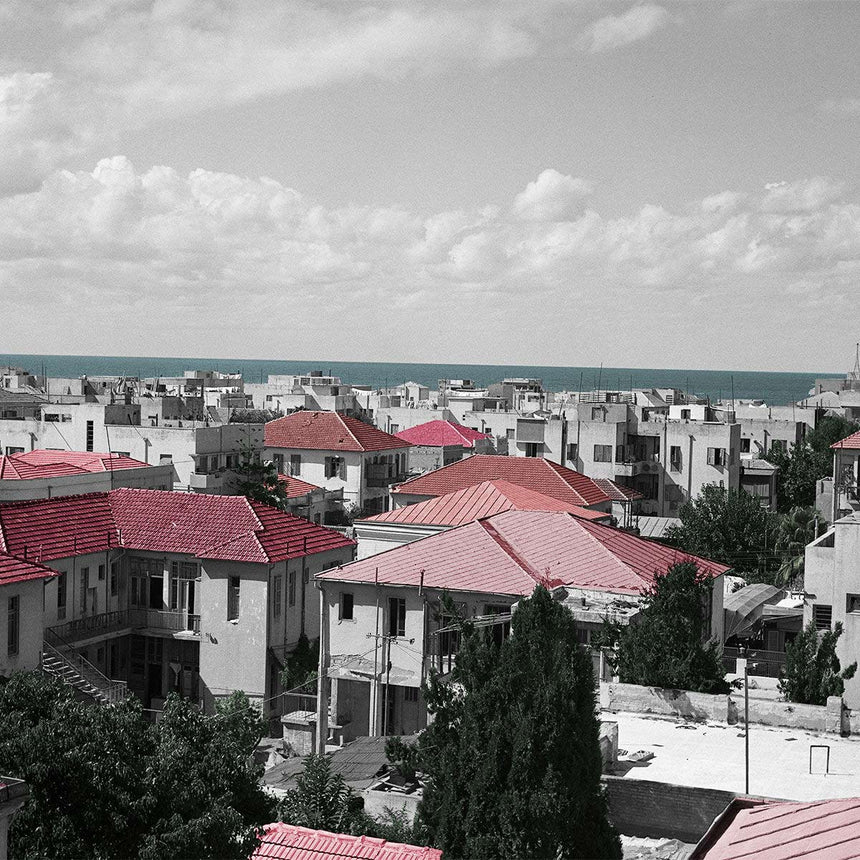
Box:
0, 550, 58, 586
265, 411, 410, 452
477, 517, 563, 589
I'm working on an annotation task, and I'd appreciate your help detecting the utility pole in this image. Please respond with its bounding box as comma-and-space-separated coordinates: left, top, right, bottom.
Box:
745, 661, 750, 795
315, 583, 329, 755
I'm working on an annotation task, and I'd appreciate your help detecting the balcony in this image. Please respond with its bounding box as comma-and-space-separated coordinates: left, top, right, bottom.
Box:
613, 453, 661, 477
48, 608, 200, 643
365, 464, 406, 488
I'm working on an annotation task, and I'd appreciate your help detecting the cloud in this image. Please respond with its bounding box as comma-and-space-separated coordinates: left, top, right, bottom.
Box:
512, 170, 593, 222
578, 4, 670, 54
820, 98, 860, 116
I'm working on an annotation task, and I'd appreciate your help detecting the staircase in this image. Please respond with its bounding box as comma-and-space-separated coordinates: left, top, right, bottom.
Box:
41, 632, 130, 706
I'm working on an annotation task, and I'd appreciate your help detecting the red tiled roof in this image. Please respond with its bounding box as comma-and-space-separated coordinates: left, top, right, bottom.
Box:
265, 412, 411, 452
395, 420, 489, 448
0, 551, 57, 586
832, 430, 860, 450
361, 480, 609, 526
253, 824, 441, 860
392, 455, 610, 508
320, 509, 729, 596
0, 450, 152, 480
0, 489, 354, 564
593, 478, 644, 502
277, 474, 323, 498
697, 797, 860, 860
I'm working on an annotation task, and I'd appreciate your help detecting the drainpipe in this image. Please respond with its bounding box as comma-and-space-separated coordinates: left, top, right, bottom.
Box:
314, 582, 329, 755
687, 434, 694, 504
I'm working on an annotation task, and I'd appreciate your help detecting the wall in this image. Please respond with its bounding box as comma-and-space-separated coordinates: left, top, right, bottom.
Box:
607, 682, 729, 722
0, 578, 47, 674
352, 521, 444, 560
0, 464, 174, 501
407, 445, 464, 474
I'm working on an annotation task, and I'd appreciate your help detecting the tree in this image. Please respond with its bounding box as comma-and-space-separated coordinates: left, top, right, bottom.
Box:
280, 634, 319, 692
0, 672, 274, 859
778, 621, 857, 705
416, 586, 621, 860
231, 440, 291, 511
665, 485, 778, 577
609, 561, 729, 695
773, 506, 821, 588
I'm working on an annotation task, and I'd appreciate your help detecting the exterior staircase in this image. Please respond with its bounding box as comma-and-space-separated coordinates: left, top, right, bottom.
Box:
41, 631, 130, 706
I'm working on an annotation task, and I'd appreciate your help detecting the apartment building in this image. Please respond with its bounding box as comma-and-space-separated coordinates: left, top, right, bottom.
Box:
0, 490, 355, 714
317, 509, 728, 738
265, 412, 411, 515
247, 372, 361, 416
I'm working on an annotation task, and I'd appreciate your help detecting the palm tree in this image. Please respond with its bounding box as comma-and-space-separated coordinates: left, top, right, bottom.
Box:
774, 506, 820, 588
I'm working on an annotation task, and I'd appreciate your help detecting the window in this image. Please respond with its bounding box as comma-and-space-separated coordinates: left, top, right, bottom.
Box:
681, 409, 691, 420
273, 574, 282, 619
325, 456, 346, 480
227, 576, 240, 621
339, 592, 354, 621
567, 443, 578, 462
813, 604, 832, 631
771, 439, 786, 453
670, 445, 682, 472
593, 444, 612, 463
110, 563, 118, 597
7, 596, 19, 656
740, 438, 751, 454
523, 442, 540, 458
288, 569, 297, 607
57, 572, 67, 620
80, 567, 89, 614
847, 595, 860, 614
197, 455, 209, 474
707, 447, 726, 467
388, 597, 406, 637
404, 687, 419, 702
272, 453, 284, 471
289, 454, 302, 476
5, 446, 24, 455
98, 564, 105, 581
159, 454, 173, 465
506, 428, 515, 441
86, 420, 94, 452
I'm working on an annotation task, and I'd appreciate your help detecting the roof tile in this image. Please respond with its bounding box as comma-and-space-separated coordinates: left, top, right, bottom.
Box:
266, 412, 411, 453
395, 420, 489, 448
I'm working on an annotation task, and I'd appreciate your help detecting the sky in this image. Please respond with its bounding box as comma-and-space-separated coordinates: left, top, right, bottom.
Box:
0, 0, 858, 373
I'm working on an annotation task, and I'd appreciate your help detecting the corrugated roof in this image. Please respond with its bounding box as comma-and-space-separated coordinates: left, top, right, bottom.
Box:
0, 450, 151, 480
361, 480, 608, 526
265, 412, 411, 452
832, 429, 860, 450
0, 489, 353, 564
320, 509, 729, 596
253, 824, 441, 860
395, 420, 489, 448
0, 551, 57, 586
697, 797, 860, 860
392, 455, 610, 508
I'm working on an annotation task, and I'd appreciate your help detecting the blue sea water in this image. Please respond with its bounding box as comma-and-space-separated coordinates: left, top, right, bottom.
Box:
0, 353, 836, 406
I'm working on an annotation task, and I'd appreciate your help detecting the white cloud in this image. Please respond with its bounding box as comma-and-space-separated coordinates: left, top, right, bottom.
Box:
512, 170, 593, 222
578, 4, 670, 54
820, 98, 860, 116
760, 177, 845, 214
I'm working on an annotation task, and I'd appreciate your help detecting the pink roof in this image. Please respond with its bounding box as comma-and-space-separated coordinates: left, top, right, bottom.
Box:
698, 797, 860, 860
253, 824, 441, 860
320, 509, 729, 596
265, 412, 411, 453
592, 478, 644, 502
395, 420, 489, 449
0, 551, 57, 587
0, 450, 152, 480
832, 429, 860, 450
278, 474, 323, 498
392, 455, 610, 508
0, 489, 354, 564
362, 480, 609, 526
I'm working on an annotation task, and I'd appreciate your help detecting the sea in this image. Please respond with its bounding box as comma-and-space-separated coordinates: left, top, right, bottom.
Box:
1, 353, 837, 407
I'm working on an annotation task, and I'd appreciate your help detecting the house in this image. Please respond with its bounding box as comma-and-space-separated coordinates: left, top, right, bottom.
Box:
277, 474, 346, 525
317, 509, 728, 739
0, 450, 174, 501
394, 420, 493, 473
265, 412, 412, 515
0, 490, 355, 714
1, 553, 57, 673
830, 428, 860, 521
252, 823, 441, 860
247, 371, 362, 416
390, 454, 612, 514
353, 479, 610, 559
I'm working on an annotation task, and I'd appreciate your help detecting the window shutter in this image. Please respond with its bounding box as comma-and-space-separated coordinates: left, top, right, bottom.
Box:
338, 459, 346, 480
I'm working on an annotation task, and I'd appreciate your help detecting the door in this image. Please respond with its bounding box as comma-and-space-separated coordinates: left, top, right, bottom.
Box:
181, 580, 196, 631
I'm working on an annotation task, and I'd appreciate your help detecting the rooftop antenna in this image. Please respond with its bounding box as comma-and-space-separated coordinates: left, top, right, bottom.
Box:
731, 375, 735, 420
597, 363, 603, 400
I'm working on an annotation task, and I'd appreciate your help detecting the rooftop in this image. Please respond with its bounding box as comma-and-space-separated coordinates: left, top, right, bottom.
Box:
320, 509, 728, 596
277, 474, 324, 498
265, 411, 410, 452
0, 489, 354, 564
361, 479, 609, 527
832, 429, 860, 450
592, 478, 644, 503
0, 450, 152, 480
394, 420, 490, 449
0, 551, 57, 586
252, 824, 441, 860
392, 454, 610, 508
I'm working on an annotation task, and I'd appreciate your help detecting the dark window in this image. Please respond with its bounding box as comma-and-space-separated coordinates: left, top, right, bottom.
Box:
523, 442, 540, 457
325, 456, 345, 479
847, 595, 860, 614
567, 443, 578, 462
591, 407, 602, 420
80, 568, 89, 614
98, 564, 105, 581
594, 444, 612, 463
228, 577, 241, 621
340, 592, 354, 620
388, 597, 406, 637
670, 445, 682, 472
86, 420, 94, 452
290, 454, 302, 476
273, 575, 282, 618
404, 687, 419, 702
288, 570, 296, 607
740, 438, 751, 454
813, 604, 832, 631
57, 572, 67, 619
681, 409, 691, 419
110, 563, 118, 597
707, 447, 726, 467
7, 595, 20, 656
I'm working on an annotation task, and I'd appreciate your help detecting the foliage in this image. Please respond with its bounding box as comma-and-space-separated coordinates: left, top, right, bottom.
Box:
281, 634, 319, 692
385, 735, 421, 783
773, 506, 821, 588
416, 585, 621, 860
778, 621, 857, 705
230, 408, 283, 424
231, 440, 291, 511
0, 673, 274, 860
765, 416, 859, 512
609, 562, 729, 695
665, 485, 779, 577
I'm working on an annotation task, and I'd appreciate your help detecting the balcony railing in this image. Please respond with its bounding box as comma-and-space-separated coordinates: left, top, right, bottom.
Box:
48, 608, 200, 642
365, 465, 406, 487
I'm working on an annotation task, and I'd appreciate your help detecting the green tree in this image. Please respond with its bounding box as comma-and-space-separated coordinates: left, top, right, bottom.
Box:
665, 485, 778, 577
232, 440, 291, 511
778, 621, 857, 705
0, 673, 274, 859
609, 561, 729, 695
280, 634, 319, 692
417, 585, 621, 860
773, 506, 821, 588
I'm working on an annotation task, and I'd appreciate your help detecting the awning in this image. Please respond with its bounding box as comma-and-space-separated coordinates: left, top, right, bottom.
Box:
724, 583, 782, 639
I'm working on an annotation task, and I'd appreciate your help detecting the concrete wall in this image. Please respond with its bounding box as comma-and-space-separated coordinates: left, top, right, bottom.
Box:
407, 445, 464, 475
352, 522, 444, 560
607, 682, 729, 722
0, 578, 47, 675
0, 463, 174, 501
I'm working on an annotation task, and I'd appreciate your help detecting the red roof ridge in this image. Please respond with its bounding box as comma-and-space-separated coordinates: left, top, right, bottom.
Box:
832, 429, 860, 449
335, 412, 363, 449
477, 517, 564, 589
